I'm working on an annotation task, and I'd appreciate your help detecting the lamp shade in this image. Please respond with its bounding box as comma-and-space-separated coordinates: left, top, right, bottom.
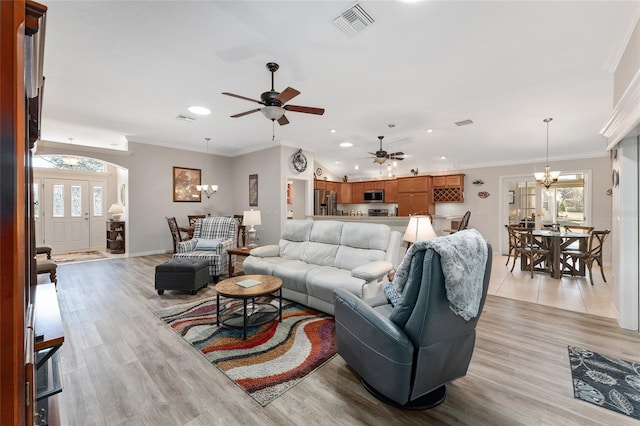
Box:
403, 215, 437, 243
108, 203, 124, 214
243, 209, 262, 226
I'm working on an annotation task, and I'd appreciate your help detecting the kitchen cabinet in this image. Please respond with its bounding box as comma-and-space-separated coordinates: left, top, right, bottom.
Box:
352, 182, 365, 203
338, 183, 352, 204
397, 176, 430, 193
432, 174, 465, 203
364, 181, 384, 190
314, 180, 327, 190
384, 180, 398, 203
397, 192, 432, 216
326, 181, 340, 192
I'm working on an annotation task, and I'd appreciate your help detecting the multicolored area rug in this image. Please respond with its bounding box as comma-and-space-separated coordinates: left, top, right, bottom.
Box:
569, 346, 640, 420
154, 297, 336, 406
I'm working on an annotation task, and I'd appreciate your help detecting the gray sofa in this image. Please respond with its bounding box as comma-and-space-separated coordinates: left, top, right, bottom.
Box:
242, 219, 401, 314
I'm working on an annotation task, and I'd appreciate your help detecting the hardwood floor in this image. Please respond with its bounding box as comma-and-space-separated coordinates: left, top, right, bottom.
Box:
48, 255, 640, 425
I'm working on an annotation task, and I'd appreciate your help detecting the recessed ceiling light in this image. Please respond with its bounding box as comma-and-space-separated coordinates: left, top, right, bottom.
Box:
426, 129, 433, 133
335, 161, 341, 164
440, 156, 447, 160
354, 165, 359, 170
330, 129, 337, 133
188, 106, 211, 115
339, 142, 353, 147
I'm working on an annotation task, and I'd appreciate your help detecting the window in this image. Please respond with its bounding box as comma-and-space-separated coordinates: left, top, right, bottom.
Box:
541, 173, 585, 226
71, 185, 82, 217
93, 186, 103, 216
33, 155, 106, 173
52, 184, 64, 217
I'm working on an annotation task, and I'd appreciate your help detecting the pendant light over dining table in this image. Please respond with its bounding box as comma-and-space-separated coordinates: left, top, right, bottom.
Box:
196, 137, 218, 198
534, 118, 560, 189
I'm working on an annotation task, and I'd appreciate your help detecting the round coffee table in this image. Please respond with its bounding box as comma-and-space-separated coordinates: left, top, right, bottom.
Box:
214, 274, 283, 339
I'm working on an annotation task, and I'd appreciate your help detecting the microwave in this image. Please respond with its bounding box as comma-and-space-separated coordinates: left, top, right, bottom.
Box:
364, 190, 384, 203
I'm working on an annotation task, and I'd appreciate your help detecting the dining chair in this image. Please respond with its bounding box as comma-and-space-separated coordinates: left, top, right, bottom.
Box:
166, 217, 189, 254
187, 214, 206, 227
510, 227, 551, 278
563, 225, 594, 251
561, 230, 610, 285
447, 210, 471, 234
504, 225, 517, 266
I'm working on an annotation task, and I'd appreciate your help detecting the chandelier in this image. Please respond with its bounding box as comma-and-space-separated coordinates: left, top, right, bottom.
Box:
196, 138, 218, 198
533, 118, 560, 189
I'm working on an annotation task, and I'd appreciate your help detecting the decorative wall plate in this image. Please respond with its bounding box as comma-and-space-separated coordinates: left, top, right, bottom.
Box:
478, 191, 490, 199
315, 167, 322, 176
292, 149, 307, 172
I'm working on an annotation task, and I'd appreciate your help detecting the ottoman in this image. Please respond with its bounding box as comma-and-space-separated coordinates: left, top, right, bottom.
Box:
155, 258, 209, 295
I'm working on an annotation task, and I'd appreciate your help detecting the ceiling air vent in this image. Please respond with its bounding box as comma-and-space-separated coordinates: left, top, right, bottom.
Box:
454, 119, 474, 127
332, 3, 375, 37
176, 114, 196, 122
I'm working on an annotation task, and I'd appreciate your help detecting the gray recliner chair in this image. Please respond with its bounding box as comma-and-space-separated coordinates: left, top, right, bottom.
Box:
334, 242, 492, 409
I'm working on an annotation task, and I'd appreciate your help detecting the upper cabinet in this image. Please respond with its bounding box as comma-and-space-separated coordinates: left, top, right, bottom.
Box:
432, 174, 465, 203
351, 182, 365, 203
384, 180, 398, 203
338, 183, 352, 204
397, 176, 430, 193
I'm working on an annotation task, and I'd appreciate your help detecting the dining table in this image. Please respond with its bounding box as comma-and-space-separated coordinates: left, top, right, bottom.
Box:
526, 230, 590, 279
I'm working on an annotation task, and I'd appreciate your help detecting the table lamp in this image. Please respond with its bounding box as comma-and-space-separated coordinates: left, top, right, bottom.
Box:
243, 209, 262, 248
108, 203, 124, 221
403, 215, 437, 247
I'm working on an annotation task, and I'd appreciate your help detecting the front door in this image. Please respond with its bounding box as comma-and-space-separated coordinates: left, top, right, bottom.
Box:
43, 178, 90, 252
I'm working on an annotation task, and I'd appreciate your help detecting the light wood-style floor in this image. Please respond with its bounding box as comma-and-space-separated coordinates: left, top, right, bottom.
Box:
47, 254, 639, 425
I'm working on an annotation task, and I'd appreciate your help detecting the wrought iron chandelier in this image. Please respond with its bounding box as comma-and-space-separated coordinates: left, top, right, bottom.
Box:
533, 118, 560, 189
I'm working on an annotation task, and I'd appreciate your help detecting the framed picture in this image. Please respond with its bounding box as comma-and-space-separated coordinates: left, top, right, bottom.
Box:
173, 166, 201, 202
249, 174, 258, 206
508, 190, 515, 204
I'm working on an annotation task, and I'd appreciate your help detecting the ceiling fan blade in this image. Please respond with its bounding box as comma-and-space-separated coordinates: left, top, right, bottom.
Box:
388, 151, 405, 156
222, 92, 264, 105
284, 105, 325, 115
277, 114, 290, 126
275, 87, 300, 104
230, 108, 261, 118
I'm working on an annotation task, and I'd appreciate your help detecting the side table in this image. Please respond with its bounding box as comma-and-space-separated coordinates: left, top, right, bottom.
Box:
227, 246, 254, 277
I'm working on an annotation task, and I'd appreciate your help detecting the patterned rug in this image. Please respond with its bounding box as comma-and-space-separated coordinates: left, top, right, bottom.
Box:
154, 297, 336, 406
569, 346, 640, 420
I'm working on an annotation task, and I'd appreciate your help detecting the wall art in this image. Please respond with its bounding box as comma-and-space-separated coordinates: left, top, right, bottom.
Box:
173, 166, 201, 202
249, 174, 258, 206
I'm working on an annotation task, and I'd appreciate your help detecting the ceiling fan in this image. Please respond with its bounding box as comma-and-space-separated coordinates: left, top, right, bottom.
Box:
222, 62, 325, 126
368, 136, 405, 164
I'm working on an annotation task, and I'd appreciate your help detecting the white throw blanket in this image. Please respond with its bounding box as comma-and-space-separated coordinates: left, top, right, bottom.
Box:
386, 229, 488, 320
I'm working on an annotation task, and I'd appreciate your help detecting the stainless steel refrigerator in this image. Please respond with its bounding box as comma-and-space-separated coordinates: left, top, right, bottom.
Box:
314, 190, 337, 216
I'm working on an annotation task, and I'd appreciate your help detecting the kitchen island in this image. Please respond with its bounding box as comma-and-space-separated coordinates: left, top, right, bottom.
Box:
307, 215, 461, 237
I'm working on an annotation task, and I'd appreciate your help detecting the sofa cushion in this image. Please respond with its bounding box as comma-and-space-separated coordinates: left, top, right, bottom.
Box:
302, 242, 339, 267
334, 246, 386, 271
281, 219, 313, 242
279, 240, 309, 260
306, 266, 366, 301
273, 261, 319, 294
309, 220, 343, 245
340, 222, 390, 251
243, 255, 296, 276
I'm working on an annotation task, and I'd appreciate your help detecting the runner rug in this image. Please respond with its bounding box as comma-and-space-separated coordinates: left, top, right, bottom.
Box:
569, 346, 640, 420
154, 297, 336, 406
49, 250, 107, 263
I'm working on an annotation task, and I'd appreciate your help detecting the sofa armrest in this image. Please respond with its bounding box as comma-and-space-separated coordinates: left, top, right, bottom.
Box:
177, 239, 198, 253
351, 260, 393, 281
250, 245, 280, 257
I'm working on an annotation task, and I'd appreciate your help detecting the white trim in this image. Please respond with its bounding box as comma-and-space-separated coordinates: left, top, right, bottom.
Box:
602, 68, 640, 149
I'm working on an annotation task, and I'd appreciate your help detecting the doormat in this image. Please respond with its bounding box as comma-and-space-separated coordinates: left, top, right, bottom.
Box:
49, 250, 107, 264
154, 297, 336, 406
569, 345, 640, 420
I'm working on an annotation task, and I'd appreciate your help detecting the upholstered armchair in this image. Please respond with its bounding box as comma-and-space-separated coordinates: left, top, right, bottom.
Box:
334, 236, 492, 409
173, 216, 237, 283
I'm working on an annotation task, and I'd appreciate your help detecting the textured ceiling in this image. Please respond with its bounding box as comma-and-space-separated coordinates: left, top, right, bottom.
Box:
39, 1, 639, 178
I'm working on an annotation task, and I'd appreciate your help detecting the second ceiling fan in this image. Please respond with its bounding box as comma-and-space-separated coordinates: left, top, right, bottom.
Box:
368, 136, 406, 164
222, 62, 325, 126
